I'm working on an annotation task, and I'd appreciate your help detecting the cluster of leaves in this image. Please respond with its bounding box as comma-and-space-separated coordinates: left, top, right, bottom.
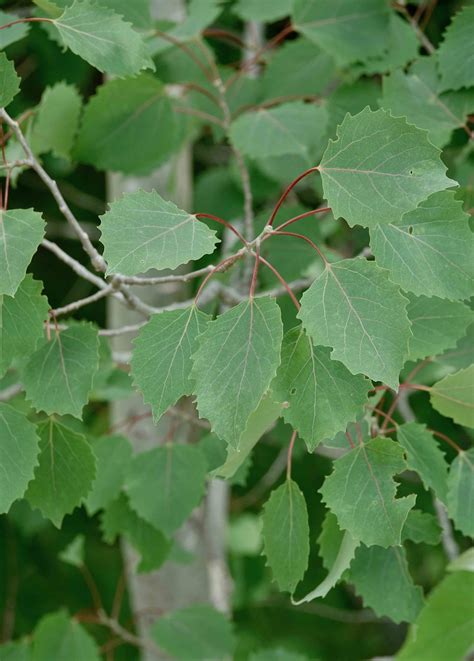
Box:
0, 0, 473, 658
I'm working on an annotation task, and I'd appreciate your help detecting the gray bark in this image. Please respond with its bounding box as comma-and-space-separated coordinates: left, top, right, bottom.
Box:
107, 4, 231, 655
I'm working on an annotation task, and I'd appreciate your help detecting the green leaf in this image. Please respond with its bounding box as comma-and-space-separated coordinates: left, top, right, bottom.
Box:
101, 493, 170, 573
192, 297, 283, 448
23, 323, 99, 418
32, 610, 100, 661
132, 306, 209, 423
370, 191, 473, 301
125, 443, 207, 535
0, 639, 30, 661
382, 57, 474, 148
0, 53, 20, 108
25, 419, 96, 528
402, 510, 442, 546
229, 102, 328, 161
0, 208, 45, 297
74, 75, 186, 175
406, 294, 473, 362
447, 449, 474, 537
320, 437, 415, 547
151, 605, 235, 661
349, 544, 424, 623
0, 275, 49, 377
100, 190, 218, 276
262, 39, 335, 102
234, 0, 290, 22
84, 435, 132, 515
298, 257, 411, 388
31, 82, 82, 160
0, 11, 30, 49
59, 534, 85, 567
0, 404, 40, 514
319, 107, 455, 229
262, 478, 310, 593
437, 5, 474, 92
272, 327, 370, 452
430, 366, 474, 428
326, 79, 380, 138
294, 526, 357, 603
52, 0, 152, 76
172, 0, 222, 40
397, 571, 474, 661
397, 423, 448, 504
448, 548, 474, 573
292, 0, 390, 66
351, 13, 419, 76
213, 395, 282, 480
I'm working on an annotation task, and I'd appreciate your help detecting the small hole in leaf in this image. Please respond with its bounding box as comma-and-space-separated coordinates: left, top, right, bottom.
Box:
409, 169, 414, 175
290, 387, 297, 395
408, 226, 414, 234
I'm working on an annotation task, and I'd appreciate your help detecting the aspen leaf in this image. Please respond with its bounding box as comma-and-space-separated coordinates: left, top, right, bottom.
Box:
0, 275, 49, 377
0, 208, 45, 297
25, 419, 96, 528
262, 479, 310, 593
370, 191, 473, 301
151, 605, 235, 661
447, 449, 474, 537
398, 571, 474, 661
406, 294, 473, 362
397, 423, 449, 504
32, 610, 100, 660
52, 0, 152, 76
319, 437, 415, 547
272, 327, 370, 451
319, 108, 455, 229
0, 53, 20, 108
298, 258, 411, 388
23, 323, 99, 418
125, 443, 207, 535
100, 190, 218, 276
192, 297, 283, 447
0, 404, 40, 514
430, 366, 474, 428
292, 0, 390, 66
132, 306, 209, 423
437, 5, 474, 92
349, 545, 424, 623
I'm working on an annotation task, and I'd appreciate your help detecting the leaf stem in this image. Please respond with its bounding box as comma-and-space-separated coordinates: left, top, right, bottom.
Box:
195, 212, 247, 245
0, 16, 51, 31
287, 429, 298, 479
270, 229, 328, 264
273, 206, 331, 233
256, 255, 301, 311
268, 166, 320, 226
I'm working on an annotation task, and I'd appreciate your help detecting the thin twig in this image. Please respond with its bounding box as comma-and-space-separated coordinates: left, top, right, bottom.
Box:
114, 265, 214, 286
41, 240, 107, 290
0, 109, 107, 272
97, 611, 159, 654
50, 286, 114, 317
0, 384, 22, 402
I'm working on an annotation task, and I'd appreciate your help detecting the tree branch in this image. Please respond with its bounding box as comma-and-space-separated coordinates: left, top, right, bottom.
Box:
0, 108, 107, 273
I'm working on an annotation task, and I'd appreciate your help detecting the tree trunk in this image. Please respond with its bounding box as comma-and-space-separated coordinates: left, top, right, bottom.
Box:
107, 5, 231, 658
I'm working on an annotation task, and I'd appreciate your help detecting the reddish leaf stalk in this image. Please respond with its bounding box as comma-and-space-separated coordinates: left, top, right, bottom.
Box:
257, 255, 301, 311
0, 16, 51, 31
273, 207, 331, 233
268, 166, 320, 226
271, 229, 328, 265
195, 212, 247, 246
